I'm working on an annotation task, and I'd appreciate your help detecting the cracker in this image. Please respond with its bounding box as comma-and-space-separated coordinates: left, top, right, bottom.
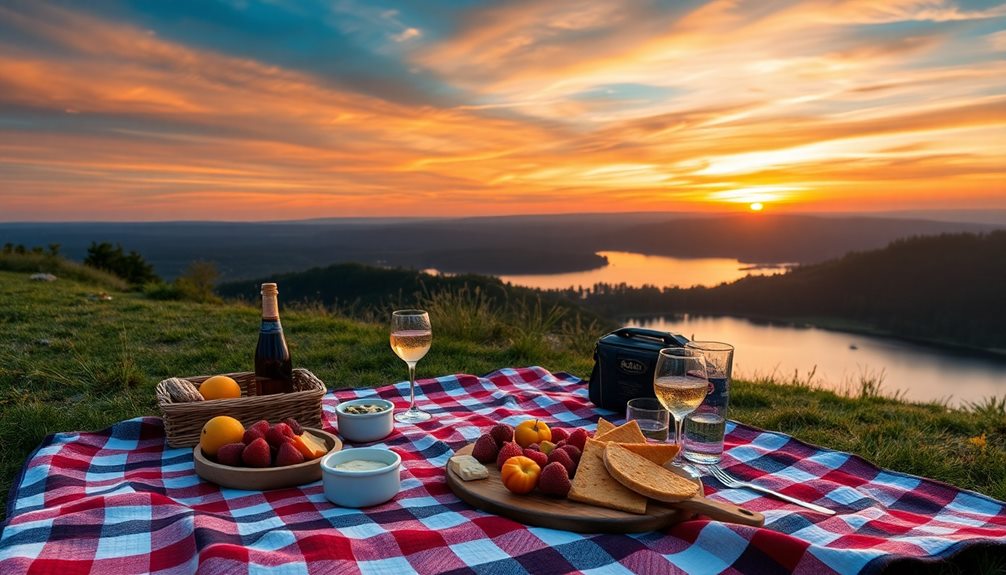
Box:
568, 439, 647, 514
602, 443, 698, 503
616, 442, 680, 466
594, 420, 646, 444
595, 417, 615, 436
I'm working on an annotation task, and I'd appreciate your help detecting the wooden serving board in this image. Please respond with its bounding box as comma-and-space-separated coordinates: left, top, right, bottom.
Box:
446, 444, 698, 533
194, 428, 342, 491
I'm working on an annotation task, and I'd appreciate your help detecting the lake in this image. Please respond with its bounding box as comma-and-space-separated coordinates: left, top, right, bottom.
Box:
630, 315, 1006, 405
499, 251, 791, 291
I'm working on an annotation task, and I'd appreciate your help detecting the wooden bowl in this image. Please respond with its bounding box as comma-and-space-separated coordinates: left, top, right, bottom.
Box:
193, 428, 342, 491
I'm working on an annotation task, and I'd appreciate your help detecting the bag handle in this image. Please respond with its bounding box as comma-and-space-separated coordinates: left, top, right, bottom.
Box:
612, 327, 689, 347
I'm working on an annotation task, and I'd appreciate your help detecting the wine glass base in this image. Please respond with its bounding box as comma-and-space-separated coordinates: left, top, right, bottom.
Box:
667, 460, 702, 479
395, 408, 433, 424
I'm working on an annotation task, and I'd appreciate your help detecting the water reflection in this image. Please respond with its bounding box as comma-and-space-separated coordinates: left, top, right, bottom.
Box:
500, 251, 791, 290
631, 315, 1006, 405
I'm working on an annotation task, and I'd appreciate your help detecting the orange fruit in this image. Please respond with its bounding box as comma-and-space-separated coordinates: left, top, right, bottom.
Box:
500, 456, 542, 495
199, 375, 241, 400
200, 416, 245, 457
514, 419, 551, 448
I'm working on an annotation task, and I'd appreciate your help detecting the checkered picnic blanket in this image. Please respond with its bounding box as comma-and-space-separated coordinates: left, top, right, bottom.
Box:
2, 367, 1005, 574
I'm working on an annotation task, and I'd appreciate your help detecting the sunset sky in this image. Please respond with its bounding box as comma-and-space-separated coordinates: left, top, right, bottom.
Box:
1, 0, 1004, 221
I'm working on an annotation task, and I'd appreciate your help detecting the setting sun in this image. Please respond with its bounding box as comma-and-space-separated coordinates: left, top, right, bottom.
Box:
750, 203, 764, 212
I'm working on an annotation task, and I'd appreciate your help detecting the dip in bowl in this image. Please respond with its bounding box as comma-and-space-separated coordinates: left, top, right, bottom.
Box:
335, 398, 395, 443
321, 447, 401, 508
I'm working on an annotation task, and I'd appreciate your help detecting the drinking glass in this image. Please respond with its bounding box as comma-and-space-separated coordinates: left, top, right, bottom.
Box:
626, 398, 669, 442
390, 309, 433, 424
683, 341, 734, 464
653, 348, 709, 469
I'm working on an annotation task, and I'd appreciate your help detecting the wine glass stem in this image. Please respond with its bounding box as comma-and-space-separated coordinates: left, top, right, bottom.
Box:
674, 416, 685, 461
407, 361, 417, 410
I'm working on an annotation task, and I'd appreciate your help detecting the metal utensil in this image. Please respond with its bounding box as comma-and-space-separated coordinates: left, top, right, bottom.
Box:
708, 465, 836, 515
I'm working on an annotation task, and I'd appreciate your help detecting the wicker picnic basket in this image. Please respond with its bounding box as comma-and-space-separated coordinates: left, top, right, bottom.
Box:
156, 369, 326, 448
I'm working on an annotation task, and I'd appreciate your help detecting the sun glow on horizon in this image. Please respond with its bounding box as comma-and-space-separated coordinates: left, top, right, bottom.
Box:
750, 202, 764, 212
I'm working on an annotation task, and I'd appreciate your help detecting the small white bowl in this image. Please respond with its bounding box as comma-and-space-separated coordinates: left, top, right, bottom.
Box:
321, 447, 401, 508
336, 398, 394, 443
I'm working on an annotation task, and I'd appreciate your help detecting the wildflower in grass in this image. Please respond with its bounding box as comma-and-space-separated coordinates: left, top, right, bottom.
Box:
968, 433, 987, 452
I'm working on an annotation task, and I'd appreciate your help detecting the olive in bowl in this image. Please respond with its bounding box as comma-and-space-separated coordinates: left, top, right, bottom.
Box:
336, 398, 394, 442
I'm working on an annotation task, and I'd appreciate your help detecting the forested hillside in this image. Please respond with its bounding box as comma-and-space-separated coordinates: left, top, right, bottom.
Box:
569, 232, 1006, 350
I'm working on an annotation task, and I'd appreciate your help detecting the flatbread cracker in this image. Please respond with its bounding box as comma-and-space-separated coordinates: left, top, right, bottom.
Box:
594, 419, 647, 444
595, 417, 615, 436
617, 442, 680, 466
568, 439, 648, 514
603, 442, 699, 503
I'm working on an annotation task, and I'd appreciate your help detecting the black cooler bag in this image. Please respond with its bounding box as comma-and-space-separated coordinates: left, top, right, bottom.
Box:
588, 327, 689, 411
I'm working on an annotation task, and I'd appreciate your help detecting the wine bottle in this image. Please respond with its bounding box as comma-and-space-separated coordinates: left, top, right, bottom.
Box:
254, 283, 294, 395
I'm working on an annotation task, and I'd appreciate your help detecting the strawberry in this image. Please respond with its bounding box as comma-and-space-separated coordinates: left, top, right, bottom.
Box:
496, 441, 523, 469
242, 437, 271, 468
568, 428, 589, 451
550, 428, 569, 443
548, 448, 576, 477
523, 447, 548, 468
251, 420, 271, 435
242, 427, 265, 445
472, 434, 499, 463
558, 444, 581, 465
527, 443, 540, 452
282, 417, 303, 436
489, 424, 514, 447
555, 439, 567, 449
216, 443, 244, 467
538, 462, 571, 498
266, 424, 294, 447
275, 441, 305, 466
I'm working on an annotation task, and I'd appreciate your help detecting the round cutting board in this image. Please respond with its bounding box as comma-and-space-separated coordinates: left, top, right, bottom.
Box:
194, 428, 342, 491
446, 444, 700, 533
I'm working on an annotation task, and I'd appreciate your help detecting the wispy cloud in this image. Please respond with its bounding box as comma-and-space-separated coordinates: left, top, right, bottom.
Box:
0, 0, 1003, 220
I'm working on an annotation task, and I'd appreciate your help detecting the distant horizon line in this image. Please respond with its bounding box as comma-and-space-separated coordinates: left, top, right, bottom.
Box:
4, 208, 1006, 226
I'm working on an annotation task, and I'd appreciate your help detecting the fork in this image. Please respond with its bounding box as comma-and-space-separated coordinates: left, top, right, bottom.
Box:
708, 465, 836, 515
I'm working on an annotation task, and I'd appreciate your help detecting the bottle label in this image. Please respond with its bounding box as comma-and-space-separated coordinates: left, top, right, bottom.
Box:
260, 320, 282, 334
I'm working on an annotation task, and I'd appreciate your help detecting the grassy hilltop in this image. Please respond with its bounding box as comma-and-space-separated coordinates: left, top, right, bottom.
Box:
2, 270, 1004, 523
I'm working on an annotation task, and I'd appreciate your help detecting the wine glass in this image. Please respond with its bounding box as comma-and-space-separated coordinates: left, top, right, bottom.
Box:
654, 348, 709, 471
390, 309, 433, 424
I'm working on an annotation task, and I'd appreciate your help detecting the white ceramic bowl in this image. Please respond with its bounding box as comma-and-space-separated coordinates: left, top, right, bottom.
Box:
321, 447, 401, 508
336, 398, 395, 443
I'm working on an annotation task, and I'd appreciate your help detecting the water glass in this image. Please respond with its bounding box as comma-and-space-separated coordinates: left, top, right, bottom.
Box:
683, 341, 734, 464
626, 398, 669, 442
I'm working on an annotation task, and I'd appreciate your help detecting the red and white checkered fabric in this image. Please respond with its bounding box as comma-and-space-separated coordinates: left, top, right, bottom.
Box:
2, 367, 1004, 574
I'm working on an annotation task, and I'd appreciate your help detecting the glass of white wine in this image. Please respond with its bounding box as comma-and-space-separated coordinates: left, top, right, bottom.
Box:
390, 309, 433, 424
654, 347, 709, 471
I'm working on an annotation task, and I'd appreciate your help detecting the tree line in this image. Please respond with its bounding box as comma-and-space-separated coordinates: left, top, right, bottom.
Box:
549, 232, 1006, 350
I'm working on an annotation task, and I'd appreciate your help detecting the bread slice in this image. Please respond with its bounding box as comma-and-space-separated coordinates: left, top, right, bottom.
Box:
568, 439, 648, 514
595, 417, 615, 436
617, 442, 680, 466
594, 420, 647, 444
602, 443, 699, 503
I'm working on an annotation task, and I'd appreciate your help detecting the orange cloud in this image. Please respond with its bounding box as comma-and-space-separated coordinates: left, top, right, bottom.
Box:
0, 1, 1003, 221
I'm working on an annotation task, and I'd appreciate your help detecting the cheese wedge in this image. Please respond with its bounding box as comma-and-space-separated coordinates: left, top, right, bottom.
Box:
449, 455, 488, 481
568, 439, 648, 514
594, 420, 647, 444
595, 417, 615, 436
617, 442, 680, 466
602, 443, 698, 503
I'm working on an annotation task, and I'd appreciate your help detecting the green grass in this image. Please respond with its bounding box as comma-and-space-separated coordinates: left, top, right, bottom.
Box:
0, 252, 129, 291
1, 270, 1005, 572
